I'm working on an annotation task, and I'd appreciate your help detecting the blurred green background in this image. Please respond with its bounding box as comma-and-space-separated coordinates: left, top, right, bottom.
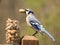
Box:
0, 0, 60, 45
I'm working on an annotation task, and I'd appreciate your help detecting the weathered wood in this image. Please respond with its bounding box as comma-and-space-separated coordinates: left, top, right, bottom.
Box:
22, 36, 39, 45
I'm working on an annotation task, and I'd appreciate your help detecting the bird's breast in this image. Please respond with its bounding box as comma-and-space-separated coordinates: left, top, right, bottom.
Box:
26, 16, 32, 27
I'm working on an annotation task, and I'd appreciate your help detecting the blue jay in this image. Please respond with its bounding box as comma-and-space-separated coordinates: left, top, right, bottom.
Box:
19, 9, 55, 42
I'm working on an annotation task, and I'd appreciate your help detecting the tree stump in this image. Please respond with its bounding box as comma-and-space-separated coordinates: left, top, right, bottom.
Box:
21, 36, 39, 45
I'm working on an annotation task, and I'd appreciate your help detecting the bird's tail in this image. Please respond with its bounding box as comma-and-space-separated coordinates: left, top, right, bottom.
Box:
39, 25, 55, 42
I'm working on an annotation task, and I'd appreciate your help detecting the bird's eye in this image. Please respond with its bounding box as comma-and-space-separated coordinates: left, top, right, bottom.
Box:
28, 11, 34, 14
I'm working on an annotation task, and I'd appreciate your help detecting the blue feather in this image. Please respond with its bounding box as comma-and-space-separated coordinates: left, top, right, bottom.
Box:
30, 21, 40, 30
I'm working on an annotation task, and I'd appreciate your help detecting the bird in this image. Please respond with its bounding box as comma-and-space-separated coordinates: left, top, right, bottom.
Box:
19, 8, 55, 42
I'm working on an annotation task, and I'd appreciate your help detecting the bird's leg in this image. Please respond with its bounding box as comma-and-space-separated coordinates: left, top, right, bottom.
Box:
32, 31, 38, 36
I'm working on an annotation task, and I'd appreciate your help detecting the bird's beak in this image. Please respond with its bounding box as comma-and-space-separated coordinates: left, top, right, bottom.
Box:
19, 9, 26, 13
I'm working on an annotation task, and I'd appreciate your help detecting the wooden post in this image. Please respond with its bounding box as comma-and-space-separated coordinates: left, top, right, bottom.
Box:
5, 18, 20, 45
21, 36, 39, 45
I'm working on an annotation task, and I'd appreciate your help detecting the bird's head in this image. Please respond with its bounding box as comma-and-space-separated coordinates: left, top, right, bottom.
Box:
19, 9, 34, 15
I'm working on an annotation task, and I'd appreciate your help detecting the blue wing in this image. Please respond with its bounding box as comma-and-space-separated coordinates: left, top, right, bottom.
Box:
30, 20, 41, 31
